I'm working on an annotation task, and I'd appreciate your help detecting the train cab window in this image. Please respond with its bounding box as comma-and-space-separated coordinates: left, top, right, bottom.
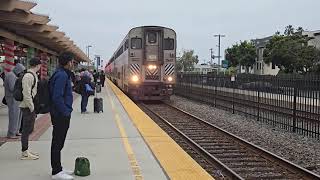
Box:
131, 38, 142, 49
115, 46, 123, 59
148, 32, 157, 43
164, 38, 174, 50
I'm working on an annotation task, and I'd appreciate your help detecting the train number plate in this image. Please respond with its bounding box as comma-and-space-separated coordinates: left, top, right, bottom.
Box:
148, 55, 157, 60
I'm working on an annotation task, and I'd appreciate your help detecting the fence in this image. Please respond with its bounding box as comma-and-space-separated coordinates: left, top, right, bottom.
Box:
174, 73, 320, 139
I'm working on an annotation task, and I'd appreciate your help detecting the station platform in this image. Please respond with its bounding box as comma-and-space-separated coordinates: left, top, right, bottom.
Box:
0, 80, 212, 180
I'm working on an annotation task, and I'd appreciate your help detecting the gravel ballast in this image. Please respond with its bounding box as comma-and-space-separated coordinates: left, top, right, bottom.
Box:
169, 95, 320, 175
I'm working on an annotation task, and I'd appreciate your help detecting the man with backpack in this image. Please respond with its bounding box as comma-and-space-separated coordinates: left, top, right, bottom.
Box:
49, 52, 74, 180
19, 57, 42, 160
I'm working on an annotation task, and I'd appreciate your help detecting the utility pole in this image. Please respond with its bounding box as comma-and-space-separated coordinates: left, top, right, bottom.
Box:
214, 34, 225, 72
86, 45, 92, 68
209, 48, 214, 65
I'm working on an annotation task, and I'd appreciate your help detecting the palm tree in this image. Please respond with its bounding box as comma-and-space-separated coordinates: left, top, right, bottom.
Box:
284, 25, 295, 36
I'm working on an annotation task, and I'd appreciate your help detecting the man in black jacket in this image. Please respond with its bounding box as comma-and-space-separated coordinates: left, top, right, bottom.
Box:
99, 70, 106, 87
49, 52, 74, 180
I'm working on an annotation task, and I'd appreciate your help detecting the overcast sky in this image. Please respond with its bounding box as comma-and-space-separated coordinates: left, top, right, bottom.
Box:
33, 0, 320, 66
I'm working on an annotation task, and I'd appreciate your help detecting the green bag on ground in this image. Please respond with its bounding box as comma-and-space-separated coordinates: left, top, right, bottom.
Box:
74, 157, 90, 176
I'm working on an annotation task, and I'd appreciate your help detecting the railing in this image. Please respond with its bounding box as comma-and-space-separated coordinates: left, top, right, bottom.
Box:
174, 73, 320, 139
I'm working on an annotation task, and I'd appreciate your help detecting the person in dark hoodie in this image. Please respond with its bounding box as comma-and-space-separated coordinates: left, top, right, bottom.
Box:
49, 52, 74, 180
99, 70, 106, 87
79, 72, 92, 114
4, 63, 25, 139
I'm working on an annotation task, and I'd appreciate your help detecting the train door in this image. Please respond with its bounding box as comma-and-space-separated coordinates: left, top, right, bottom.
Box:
144, 29, 163, 81
145, 30, 160, 62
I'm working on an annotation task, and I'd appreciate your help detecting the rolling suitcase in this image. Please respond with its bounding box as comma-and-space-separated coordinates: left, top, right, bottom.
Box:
93, 82, 103, 113
94, 97, 103, 113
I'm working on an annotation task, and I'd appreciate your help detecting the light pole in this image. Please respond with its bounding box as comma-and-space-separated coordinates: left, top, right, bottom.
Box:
214, 34, 225, 72
95, 55, 100, 71
86, 45, 92, 68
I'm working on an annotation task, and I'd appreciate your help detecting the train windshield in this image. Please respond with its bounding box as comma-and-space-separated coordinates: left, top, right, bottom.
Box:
131, 38, 142, 49
164, 38, 174, 50
148, 32, 157, 44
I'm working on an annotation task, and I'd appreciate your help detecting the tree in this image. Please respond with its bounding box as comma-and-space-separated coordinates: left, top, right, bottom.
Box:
225, 44, 240, 67
238, 41, 257, 73
264, 26, 320, 74
225, 66, 237, 75
312, 63, 320, 73
284, 25, 295, 36
225, 41, 257, 73
296, 27, 304, 35
176, 50, 199, 72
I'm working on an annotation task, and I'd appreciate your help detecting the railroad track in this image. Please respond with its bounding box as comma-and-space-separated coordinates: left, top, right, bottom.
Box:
140, 102, 320, 180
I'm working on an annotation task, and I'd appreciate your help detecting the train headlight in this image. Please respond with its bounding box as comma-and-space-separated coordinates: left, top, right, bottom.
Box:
168, 76, 173, 82
131, 75, 139, 82
147, 64, 157, 70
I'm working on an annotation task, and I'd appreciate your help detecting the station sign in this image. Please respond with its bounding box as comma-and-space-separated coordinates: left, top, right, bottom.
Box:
222, 60, 229, 68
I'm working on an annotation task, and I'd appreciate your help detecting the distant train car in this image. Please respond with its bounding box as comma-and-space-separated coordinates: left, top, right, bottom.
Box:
106, 26, 176, 100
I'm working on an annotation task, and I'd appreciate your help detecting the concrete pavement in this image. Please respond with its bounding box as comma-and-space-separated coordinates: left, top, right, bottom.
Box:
0, 84, 168, 180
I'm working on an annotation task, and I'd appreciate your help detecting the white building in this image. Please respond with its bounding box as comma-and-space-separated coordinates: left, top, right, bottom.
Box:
235, 36, 280, 75
302, 30, 320, 49
251, 36, 280, 75
193, 63, 219, 74
236, 31, 320, 75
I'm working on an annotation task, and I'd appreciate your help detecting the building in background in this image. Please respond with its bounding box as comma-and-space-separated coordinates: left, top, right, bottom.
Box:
192, 63, 219, 74
233, 36, 280, 75
251, 36, 280, 75
243, 31, 320, 75
302, 30, 320, 49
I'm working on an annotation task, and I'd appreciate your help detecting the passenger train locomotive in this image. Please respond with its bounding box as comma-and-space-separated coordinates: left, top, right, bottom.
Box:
105, 26, 176, 100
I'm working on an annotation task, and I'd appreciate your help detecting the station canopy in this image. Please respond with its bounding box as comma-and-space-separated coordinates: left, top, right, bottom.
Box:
0, 0, 89, 62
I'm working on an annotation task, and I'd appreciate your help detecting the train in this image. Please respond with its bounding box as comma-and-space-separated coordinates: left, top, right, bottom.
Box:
105, 26, 177, 100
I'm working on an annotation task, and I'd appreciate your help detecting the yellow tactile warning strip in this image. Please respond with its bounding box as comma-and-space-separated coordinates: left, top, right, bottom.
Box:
107, 79, 213, 180
106, 88, 144, 180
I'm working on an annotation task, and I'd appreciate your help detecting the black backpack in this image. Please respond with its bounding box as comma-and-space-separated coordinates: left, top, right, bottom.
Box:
13, 72, 36, 102
34, 79, 51, 114
34, 71, 60, 114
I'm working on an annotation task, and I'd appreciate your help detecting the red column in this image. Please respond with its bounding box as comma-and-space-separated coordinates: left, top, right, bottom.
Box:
3, 38, 15, 74
40, 52, 48, 79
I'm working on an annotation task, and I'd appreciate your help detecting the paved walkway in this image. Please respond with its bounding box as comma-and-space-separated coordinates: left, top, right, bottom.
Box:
0, 85, 167, 179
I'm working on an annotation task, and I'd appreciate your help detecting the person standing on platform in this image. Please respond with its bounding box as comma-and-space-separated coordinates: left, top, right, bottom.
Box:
79, 72, 92, 114
99, 70, 106, 87
80, 68, 93, 80
49, 52, 74, 180
93, 69, 98, 84
4, 63, 25, 139
20, 58, 41, 160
